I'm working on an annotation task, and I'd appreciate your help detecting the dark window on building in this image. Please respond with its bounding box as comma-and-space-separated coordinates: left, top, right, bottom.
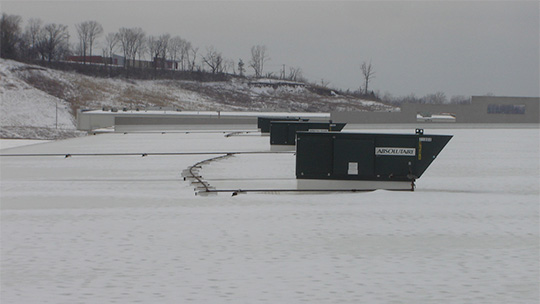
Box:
487, 104, 525, 114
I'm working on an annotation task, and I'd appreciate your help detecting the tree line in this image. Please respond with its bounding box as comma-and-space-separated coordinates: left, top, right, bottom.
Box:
0, 13, 308, 82
381, 91, 471, 105
1, 14, 70, 63
4, 12, 466, 103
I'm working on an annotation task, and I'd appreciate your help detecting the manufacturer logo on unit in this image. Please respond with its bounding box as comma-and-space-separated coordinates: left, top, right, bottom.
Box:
375, 147, 416, 156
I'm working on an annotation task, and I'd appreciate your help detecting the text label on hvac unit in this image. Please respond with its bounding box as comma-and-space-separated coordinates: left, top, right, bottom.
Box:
375, 147, 416, 156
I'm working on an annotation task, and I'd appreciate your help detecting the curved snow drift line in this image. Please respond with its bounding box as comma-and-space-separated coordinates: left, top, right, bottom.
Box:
182, 153, 235, 195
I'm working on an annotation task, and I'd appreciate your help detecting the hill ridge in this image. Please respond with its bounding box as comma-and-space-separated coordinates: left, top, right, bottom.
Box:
0, 59, 396, 139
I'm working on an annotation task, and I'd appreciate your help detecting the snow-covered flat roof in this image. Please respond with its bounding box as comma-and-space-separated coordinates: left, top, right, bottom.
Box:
1, 127, 538, 303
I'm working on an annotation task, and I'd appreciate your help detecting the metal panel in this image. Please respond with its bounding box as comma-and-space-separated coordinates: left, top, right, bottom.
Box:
270, 123, 292, 145
296, 135, 333, 177
374, 136, 417, 179
333, 139, 374, 177
415, 135, 453, 178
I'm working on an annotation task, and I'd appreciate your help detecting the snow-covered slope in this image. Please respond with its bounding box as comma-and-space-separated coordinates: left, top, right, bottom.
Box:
0, 59, 395, 139
0, 60, 80, 139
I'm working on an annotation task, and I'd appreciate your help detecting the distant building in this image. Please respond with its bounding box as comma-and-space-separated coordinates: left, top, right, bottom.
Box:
111, 54, 124, 66
153, 58, 179, 70
332, 96, 540, 124
66, 55, 108, 65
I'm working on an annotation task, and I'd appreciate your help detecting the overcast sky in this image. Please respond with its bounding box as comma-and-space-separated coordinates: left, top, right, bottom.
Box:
3, 0, 539, 98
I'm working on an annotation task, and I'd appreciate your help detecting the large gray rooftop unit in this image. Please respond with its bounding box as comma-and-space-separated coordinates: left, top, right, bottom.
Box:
295, 129, 452, 191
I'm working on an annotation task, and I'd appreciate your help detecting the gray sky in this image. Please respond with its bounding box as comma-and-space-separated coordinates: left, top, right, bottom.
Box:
3, 0, 539, 98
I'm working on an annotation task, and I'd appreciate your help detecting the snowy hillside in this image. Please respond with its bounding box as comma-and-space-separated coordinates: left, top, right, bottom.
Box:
0, 59, 395, 139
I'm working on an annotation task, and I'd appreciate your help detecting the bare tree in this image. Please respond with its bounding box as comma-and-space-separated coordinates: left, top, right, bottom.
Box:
117, 27, 145, 68
287, 66, 302, 81
181, 41, 193, 70
238, 59, 245, 76
147, 34, 170, 70
361, 60, 375, 95
103, 32, 118, 60
223, 58, 235, 74
147, 35, 160, 68
320, 79, 330, 88
75, 21, 103, 64
202, 46, 223, 74
72, 41, 83, 56
1, 13, 22, 59
75, 22, 89, 63
135, 35, 146, 67
264, 72, 275, 78
167, 36, 192, 70
402, 93, 422, 104
102, 32, 119, 72
37, 23, 69, 62
450, 95, 470, 104
249, 45, 269, 78
168, 36, 185, 70
23, 18, 42, 60
86, 21, 103, 60
158, 34, 169, 69
117, 28, 131, 67
188, 46, 198, 71
423, 92, 447, 104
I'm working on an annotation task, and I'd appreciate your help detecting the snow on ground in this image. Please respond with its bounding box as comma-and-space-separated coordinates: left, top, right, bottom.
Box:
0, 60, 75, 129
1, 126, 538, 304
0, 139, 50, 150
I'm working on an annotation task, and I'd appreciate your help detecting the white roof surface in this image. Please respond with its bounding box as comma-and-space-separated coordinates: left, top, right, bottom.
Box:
1, 127, 539, 303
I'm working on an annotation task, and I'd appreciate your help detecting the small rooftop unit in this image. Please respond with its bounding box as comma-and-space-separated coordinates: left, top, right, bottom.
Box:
270, 121, 347, 151
257, 116, 307, 135
295, 129, 452, 191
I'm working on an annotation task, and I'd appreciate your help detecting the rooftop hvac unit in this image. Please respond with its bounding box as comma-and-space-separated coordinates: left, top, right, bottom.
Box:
295, 129, 452, 191
270, 121, 346, 151
257, 116, 308, 135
